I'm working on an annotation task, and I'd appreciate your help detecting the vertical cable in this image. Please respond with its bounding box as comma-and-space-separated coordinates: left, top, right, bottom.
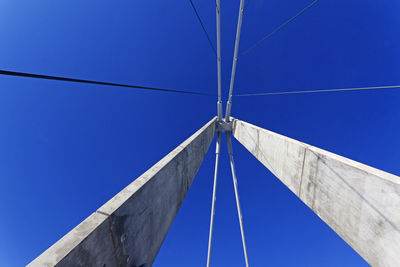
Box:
225, 0, 246, 121
206, 132, 222, 267
226, 133, 250, 267
216, 0, 223, 120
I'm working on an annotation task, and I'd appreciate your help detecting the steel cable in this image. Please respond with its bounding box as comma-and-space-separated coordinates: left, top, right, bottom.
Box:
240, 0, 320, 57
189, 0, 217, 56
0, 70, 215, 96
235, 85, 400, 97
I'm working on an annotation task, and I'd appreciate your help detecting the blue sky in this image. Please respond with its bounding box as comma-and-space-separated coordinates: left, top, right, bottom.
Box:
0, 0, 399, 266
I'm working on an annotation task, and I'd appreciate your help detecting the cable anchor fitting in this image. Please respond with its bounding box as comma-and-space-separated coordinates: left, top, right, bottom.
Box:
216, 119, 232, 132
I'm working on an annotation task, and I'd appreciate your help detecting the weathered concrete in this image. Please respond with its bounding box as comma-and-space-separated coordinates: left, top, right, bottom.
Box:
232, 118, 400, 267
29, 117, 217, 267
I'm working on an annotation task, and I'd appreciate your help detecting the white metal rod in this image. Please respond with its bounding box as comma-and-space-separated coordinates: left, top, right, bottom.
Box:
207, 132, 222, 267
226, 133, 250, 267
225, 0, 246, 121
216, 0, 222, 120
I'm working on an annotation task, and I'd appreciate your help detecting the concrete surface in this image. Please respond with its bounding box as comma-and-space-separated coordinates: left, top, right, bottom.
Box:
28, 117, 216, 267
232, 118, 400, 267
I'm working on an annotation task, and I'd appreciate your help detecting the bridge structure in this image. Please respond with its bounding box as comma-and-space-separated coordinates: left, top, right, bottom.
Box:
23, 0, 400, 266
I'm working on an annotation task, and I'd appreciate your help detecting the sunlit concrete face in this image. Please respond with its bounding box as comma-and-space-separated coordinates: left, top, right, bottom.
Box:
28, 117, 216, 267
232, 118, 400, 267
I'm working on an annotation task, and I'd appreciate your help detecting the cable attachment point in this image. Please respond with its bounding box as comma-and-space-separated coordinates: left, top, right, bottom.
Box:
216, 120, 232, 132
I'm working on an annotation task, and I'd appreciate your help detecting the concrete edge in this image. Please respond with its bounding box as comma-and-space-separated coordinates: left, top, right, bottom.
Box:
28, 116, 217, 266
232, 118, 400, 184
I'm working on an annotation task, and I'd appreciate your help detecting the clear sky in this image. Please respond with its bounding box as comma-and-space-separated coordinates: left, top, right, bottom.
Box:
0, 0, 399, 266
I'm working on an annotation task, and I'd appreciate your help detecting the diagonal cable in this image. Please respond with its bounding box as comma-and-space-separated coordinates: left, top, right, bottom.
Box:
234, 85, 400, 97
0, 69, 215, 96
189, 0, 217, 56
240, 0, 320, 57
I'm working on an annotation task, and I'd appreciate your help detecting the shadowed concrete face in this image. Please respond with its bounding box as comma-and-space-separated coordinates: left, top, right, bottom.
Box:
29, 117, 216, 267
232, 118, 400, 267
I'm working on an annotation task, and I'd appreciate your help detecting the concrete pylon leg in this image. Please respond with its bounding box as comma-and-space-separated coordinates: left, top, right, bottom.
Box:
29, 117, 217, 267
232, 118, 400, 267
